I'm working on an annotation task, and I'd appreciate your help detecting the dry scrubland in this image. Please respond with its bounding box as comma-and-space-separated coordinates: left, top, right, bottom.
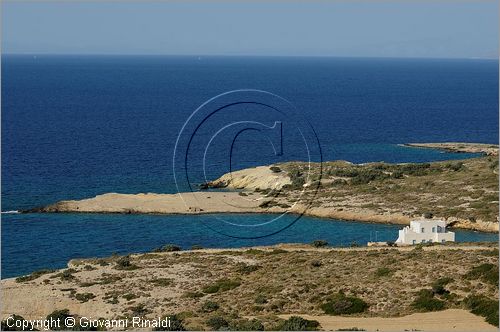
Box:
2, 244, 499, 330
216, 154, 498, 232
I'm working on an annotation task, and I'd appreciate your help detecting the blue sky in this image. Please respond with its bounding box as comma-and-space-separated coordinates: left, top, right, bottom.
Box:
2, 1, 498, 58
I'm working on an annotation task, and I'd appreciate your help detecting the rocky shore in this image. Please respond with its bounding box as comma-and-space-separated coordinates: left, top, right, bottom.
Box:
404, 142, 499, 156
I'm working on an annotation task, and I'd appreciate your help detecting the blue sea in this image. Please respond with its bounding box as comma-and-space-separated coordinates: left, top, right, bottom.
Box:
1, 55, 498, 278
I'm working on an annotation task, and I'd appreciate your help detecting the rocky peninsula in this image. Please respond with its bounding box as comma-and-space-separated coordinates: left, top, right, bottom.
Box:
25, 143, 499, 233
403, 142, 499, 156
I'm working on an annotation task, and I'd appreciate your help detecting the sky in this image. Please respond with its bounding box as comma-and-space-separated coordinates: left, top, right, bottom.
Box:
2, 1, 499, 58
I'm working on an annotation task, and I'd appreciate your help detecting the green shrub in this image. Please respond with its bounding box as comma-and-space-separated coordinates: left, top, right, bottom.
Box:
206, 316, 228, 330
481, 248, 499, 257
284, 168, 306, 190
350, 169, 389, 185
330, 168, 359, 178
278, 316, 320, 331
182, 291, 204, 299
311, 260, 322, 268
375, 267, 392, 277
191, 245, 203, 250
267, 248, 287, 255
50, 269, 77, 281
445, 162, 464, 171
245, 249, 264, 255
270, 166, 282, 173
465, 264, 499, 286
122, 293, 138, 301
46, 309, 73, 330
258, 200, 273, 208
202, 279, 240, 294
331, 179, 348, 186
255, 294, 268, 304
149, 278, 173, 287
321, 293, 368, 315
202, 284, 220, 294
431, 277, 453, 295
75, 292, 96, 303
391, 170, 403, 179
400, 163, 431, 176
128, 303, 150, 316
15, 269, 56, 283
423, 212, 433, 219
411, 289, 446, 312
201, 301, 219, 313
311, 240, 328, 248
237, 263, 261, 274
463, 295, 499, 327
489, 160, 499, 170
154, 244, 182, 252
114, 256, 139, 270
230, 318, 264, 331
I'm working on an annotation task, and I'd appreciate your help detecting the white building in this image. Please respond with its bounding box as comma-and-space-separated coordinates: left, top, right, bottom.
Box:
396, 219, 455, 245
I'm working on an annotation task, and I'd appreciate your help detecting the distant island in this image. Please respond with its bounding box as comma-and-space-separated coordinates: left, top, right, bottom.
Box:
25, 143, 499, 233
403, 142, 499, 156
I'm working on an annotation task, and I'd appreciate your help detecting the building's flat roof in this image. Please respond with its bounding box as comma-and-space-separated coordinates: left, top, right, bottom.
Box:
411, 219, 446, 223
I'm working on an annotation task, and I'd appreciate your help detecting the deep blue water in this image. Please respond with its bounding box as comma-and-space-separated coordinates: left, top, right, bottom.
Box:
1, 55, 498, 278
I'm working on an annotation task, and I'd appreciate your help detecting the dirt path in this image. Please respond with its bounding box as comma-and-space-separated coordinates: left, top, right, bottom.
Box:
280, 309, 497, 331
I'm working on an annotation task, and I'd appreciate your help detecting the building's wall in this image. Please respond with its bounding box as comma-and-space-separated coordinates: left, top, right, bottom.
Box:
396, 220, 455, 244
399, 230, 455, 244
410, 220, 447, 234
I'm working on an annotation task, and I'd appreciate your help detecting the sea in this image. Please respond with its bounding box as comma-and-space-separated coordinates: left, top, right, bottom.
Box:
1, 55, 498, 278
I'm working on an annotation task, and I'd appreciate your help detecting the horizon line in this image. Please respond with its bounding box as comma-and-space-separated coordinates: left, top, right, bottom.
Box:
2, 53, 499, 61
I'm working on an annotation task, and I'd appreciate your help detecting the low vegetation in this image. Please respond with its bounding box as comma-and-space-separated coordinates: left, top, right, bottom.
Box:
274, 156, 499, 227
154, 244, 182, 252
310, 240, 328, 248
411, 289, 446, 312
465, 263, 499, 286
74, 292, 96, 303
463, 295, 499, 327
278, 316, 320, 331
114, 256, 139, 270
15, 269, 56, 283
321, 292, 369, 315
375, 267, 392, 277
202, 278, 241, 294
2, 244, 498, 330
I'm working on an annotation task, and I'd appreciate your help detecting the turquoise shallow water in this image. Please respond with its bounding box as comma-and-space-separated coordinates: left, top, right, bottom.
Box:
1, 213, 497, 278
